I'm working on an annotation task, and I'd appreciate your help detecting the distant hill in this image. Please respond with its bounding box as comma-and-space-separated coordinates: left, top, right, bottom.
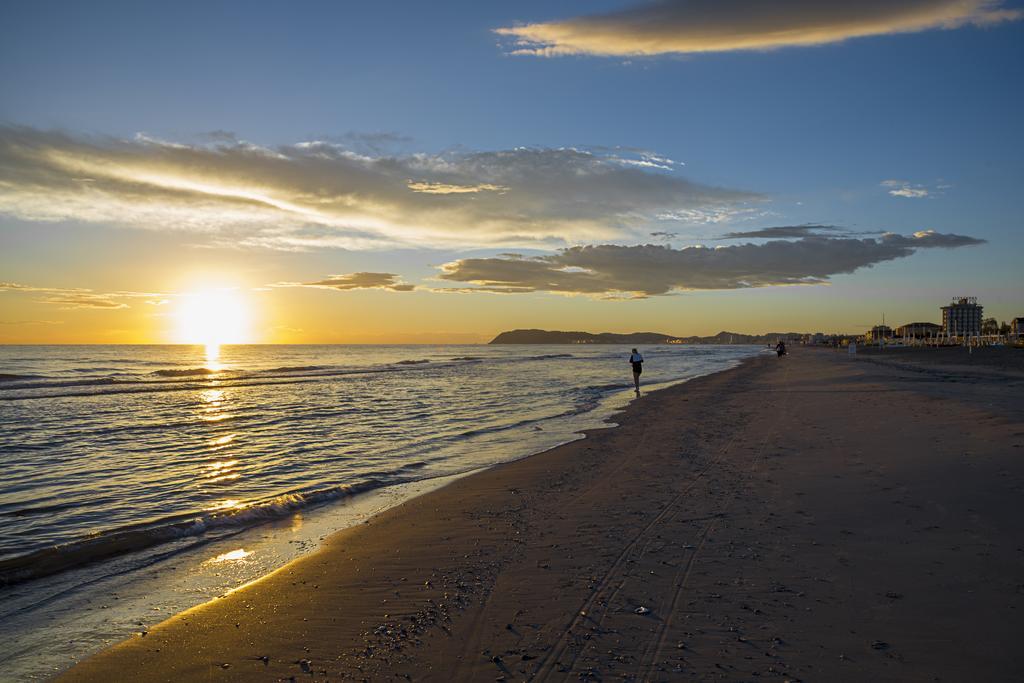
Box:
489, 330, 681, 345
488, 329, 804, 345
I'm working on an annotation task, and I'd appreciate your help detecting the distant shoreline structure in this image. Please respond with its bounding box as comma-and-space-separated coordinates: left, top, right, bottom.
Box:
489, 329, 804, 345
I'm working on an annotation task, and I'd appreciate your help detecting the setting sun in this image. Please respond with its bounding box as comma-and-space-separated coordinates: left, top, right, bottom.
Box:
174, 289, 252, 347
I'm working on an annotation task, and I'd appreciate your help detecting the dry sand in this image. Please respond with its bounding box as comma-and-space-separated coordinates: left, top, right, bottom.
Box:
60, 348, 1024, 682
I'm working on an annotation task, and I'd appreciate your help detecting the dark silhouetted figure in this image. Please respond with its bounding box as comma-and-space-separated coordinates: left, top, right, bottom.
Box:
629, 348, 644, 393
775, 340, 787, 357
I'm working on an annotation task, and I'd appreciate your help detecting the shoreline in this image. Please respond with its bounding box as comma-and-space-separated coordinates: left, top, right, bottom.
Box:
0, 354, 744, 588
61, 349, 1024, 681
55, 356, 763, 681
6, 351, 755, 680
0, 471, 477, 681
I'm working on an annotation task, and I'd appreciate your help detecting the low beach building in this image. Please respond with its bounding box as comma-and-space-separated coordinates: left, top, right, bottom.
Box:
1012, 318, 1024, 337
894, 322, 942, 339
941, 297, 983, 337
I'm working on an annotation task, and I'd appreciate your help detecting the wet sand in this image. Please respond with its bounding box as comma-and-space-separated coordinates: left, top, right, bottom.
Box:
60, 348, 1024, 681
855, 344, 1024, 378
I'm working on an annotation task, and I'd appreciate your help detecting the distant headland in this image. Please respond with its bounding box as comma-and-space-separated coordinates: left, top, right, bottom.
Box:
488, 329, 802, 345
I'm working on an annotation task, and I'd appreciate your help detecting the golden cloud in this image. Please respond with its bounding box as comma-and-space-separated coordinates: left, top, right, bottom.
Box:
0, 126, 758, 251
273, 272, 415, 292
496, 0, 1021, 57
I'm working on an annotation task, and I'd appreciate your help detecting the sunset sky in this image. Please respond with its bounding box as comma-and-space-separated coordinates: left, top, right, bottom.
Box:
1, 0, 1021, 343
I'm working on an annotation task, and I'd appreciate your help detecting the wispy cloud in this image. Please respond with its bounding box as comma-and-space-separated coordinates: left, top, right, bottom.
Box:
881, 179, 933, 198
0, 126, 758, 251
40, 294, 128, 309
496, 0, 1021, 57
406, 181, 507, 195
717, 224, 884, 239
438, 230, 985, 296
0, 319, 64, 326
0, 282, 89, 293
890, 187, 929, 198
1, 281, 161, 309
655, 206, 768, 225
272, 272, 415, 292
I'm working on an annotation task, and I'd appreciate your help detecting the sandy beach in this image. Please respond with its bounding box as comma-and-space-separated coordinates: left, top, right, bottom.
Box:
60, 347, 1024, 682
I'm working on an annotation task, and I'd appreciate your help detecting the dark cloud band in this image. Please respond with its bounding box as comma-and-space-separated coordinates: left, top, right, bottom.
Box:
438, 231, 985, 296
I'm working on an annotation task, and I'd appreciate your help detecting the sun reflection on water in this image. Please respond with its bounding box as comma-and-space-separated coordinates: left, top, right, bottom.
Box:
200, 388, 224, 406
204, 548, 252, 564
199, 388, 231, 422
205, 343, 223, 371
205, 458, 240, 484
206, 498, 242, 511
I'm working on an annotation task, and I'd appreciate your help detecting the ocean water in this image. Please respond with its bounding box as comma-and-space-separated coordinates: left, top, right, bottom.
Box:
0, 343, 760, 678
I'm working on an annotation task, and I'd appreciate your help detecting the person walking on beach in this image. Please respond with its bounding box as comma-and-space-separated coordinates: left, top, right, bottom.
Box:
629, 348, 644, 394
775, 340, 787, 357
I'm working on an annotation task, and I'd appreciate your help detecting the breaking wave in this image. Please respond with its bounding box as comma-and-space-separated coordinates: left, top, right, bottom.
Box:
151, 367, 220, 377
0, 373, 42, 382
0, 479, 389, 587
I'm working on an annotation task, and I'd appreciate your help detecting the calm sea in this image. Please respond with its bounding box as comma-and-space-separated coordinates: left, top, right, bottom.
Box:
0, 343, 759, 678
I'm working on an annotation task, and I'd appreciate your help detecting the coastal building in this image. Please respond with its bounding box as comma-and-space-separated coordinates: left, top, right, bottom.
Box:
894, 322, 942, 339
941, 297, 983, 337
1012, 318, 1024, 336
865, 325, 892, 342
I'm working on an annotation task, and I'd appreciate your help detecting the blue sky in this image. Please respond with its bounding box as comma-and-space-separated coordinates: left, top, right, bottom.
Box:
1, 1, 1021, 341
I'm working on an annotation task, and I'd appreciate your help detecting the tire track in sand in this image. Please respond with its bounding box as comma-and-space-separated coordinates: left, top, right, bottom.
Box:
634, 359, 792, 680
529, 401, 750, 682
